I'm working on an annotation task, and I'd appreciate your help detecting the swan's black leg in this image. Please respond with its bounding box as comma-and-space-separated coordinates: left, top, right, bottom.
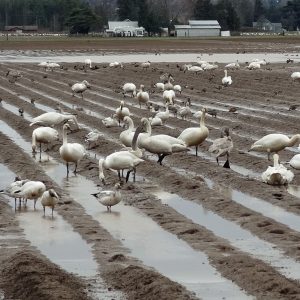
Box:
195, 146, 198, 156
216, 157, 219, 165
133, 167, 136, 182
126, 170, 132, 182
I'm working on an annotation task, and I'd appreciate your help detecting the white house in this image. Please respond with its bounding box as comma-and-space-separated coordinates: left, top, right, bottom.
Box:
106, 19, 145, 37
175, 20, 221, 37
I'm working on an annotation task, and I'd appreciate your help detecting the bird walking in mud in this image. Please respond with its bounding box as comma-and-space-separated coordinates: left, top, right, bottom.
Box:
91, 183, 122, 212
41, 189, 60, 217
209, 128, 233, 168
71, 80, 91, 100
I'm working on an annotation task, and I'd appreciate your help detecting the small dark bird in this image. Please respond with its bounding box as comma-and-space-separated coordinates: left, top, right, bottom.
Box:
207, 109, 217, 118
289, 104, 299, 111
43, 75, 47, 79
228, 107, 237, 113
30, 98, 36, 105
18, 108, 24, 117
287, 58, 294, 63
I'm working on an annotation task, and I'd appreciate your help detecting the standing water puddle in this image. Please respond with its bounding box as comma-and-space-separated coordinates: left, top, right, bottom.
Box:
0, 119, 251, 299
152, 190, 300, 280
204, 177, 300, 233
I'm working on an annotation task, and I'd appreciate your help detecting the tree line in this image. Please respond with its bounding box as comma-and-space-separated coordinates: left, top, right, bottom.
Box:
0, 0, 299, 34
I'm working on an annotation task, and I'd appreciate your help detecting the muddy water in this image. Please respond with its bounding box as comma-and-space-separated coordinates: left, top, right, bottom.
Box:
45, 164, 251, 300
152, 190, 300, 280
204, 176, 300, 233
0, 117, 251, 299
0, 52, 293, 63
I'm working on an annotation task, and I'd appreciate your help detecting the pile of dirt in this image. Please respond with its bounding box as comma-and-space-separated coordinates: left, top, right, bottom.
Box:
0, 251, 90, 300
104, 265, 196, 300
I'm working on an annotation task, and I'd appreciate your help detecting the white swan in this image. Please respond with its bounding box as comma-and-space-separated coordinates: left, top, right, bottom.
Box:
109, 62, 123, 68
252, 58, 267, 65
85, 129, 101, 149
13, 180, 46, 209
173, 84, 182, 94
164, 74, 174, 90
247, 62, 261, 70
84, 58, 92, 69
149, 116, 163, 126
47, 62, 60, 71
91, 183, 122, 211
262, 154, 294, 185
30, 112, 79, 129
59, 124, 87, 175
249, 133, 300, 160
225, 60, 240, 69
32, 127, 59, 156
138, 118, 187, 165
41, 189, 59, 217
222, 70, 232, 86
141, 61, 151, 69
290, 154, 300, 169
155, 105, 170, 123
120, 116, 136, 147
203, 63, 218, 70
99, 128, 144, 183
178, 108, 209, 156
209, 128, 233, 168
184, 65, 203, 74
115, 101, 131, 126
291, 72, 300, 81
154, 82, 165, 91
136, 85, 149, 108
102, 115, 119, 128
71, 80, 90, 100
0, 177, 29, 207
163, 90, 175, 105
123, 83, 136, 97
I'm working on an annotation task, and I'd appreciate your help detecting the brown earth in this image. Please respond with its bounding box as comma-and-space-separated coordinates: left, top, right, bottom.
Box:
0, 36, 300, 53
0, 59, 300, 299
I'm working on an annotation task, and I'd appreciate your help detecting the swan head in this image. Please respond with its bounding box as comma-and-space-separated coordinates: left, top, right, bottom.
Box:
49, 189, 59, 199
114, 183, 122, 189
82, 80, 91, 88
140, 118, 150, 132
120, 100, 125, 107
202, 107, 207, 113
63, 123, 71, 131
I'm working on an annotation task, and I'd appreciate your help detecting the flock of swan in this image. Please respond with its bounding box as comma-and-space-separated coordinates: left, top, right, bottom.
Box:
1, 56, 300, 215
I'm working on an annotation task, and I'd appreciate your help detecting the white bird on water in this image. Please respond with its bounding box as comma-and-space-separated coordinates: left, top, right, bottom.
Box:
59, 124, 87, 176
262, 153, 294, 185
71, 80, 91, 100
41, 189, 60, 217
91, 183, 122, 212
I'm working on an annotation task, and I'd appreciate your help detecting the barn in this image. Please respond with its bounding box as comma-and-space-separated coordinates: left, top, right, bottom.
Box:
106, 19, 145, 37
175, 20, 221, 37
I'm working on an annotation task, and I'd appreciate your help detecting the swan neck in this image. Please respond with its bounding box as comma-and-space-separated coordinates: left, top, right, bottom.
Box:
32, 132, 36, 150
288, 135, 300, 147
98, 159, 104, 179
224, 70, 227, 77
200, 111, 206, 127
145, 120, 152, 135
62, 126, 68, 144
273, 155, 279, 167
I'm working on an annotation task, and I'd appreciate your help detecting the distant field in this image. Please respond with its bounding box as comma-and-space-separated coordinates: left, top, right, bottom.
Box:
0, 35, 299, 53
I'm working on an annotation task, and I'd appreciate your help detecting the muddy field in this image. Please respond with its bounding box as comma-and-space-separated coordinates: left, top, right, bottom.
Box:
1, 58, 300, 300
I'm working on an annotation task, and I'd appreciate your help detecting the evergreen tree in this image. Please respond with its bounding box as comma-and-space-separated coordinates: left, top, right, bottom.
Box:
254, 0, 266, 20
193, 0, 215, 20
215, 0, 240, 30
117, 0, 138, 21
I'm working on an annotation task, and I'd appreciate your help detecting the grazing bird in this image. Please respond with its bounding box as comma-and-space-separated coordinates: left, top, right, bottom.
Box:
163, 89, 175, 105
207, 109, 217, 118
222, 70, 232, 86
46, 62, 60, 71
71, 80, 91, 100
136, 85, 149, 108
178, 100, 192, 120
262, 154, 294, 185
155, 105, 170, 123
291, 72, 300, 81
247, 62, 261, 70
13, 181, 46, 209
99, 128, 144, 183
59, 124, 87, 175
91, 183, 122, 212
32, 127, 59, 158
141, 61, 151, 69
184, 65, 203, 74
225, 60, 240, 70
178, 108, 209, 156
41, 189, 59, 217
0, 177, 29, 208
85, 130, 101, 149
164, 74, 174, 90
84, 58, 92, 69
173, 84, 182, 94
154, 82, 165, 91
209, 128, 233, 168
289, 104, 299, 111
102, 115, 119, 128
109, 62, 123, 68
30, 112, 79, 129
115, 101, 131, 126
249, 133, 300, 160
122, 83, 136, 97
138, 118, 187, 165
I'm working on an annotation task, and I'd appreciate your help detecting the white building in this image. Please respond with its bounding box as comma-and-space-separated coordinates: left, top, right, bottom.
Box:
175, 20, 221, 37
106, 19, 145, 37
